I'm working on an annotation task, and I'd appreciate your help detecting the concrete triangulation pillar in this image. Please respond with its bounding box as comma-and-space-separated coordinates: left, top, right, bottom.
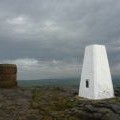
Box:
79, 44, 114, 100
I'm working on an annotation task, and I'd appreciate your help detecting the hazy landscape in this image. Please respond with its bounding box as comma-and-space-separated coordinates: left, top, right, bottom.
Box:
18, 78, 120, 88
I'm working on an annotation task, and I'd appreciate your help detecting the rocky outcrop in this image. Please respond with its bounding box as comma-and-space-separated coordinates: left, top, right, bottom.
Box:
0, 87, 119, 120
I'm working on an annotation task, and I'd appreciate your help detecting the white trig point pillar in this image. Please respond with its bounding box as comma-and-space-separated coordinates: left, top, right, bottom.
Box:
79, 44, 114, 100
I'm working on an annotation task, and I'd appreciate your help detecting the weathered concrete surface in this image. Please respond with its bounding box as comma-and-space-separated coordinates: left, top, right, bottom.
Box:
79, 45, 114, 99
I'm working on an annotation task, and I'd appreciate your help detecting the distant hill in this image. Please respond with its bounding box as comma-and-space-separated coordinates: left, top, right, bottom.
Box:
18, 77, 120, 88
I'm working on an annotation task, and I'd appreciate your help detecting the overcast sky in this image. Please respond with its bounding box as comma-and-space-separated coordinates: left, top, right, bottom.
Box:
0, 0, 120, 80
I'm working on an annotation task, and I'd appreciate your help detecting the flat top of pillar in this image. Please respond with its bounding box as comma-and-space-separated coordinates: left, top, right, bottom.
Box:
86, 44, 105, 48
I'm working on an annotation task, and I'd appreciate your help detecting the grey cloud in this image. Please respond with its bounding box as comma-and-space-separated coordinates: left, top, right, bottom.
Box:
0, 0, 120, 79
0, 58, 81, 80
